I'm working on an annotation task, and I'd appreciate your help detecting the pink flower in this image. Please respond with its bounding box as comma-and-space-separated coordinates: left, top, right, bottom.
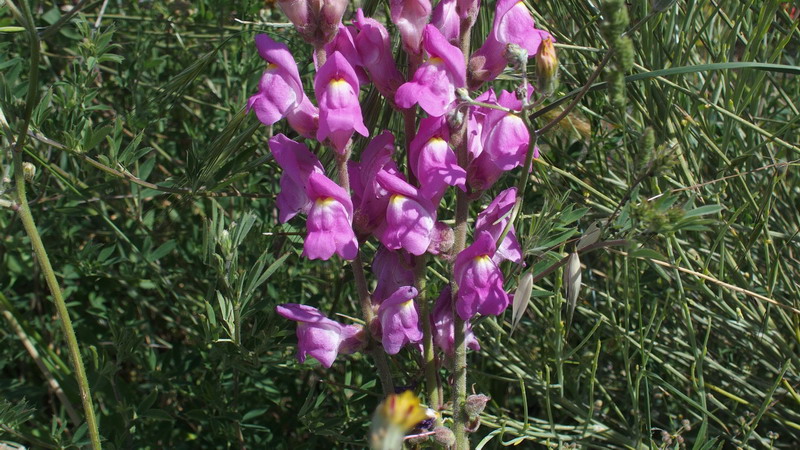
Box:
469, 0, 552, 88
276, 303, 365, 368
467, 90, 529, 191
269, 134, 324, 223
409, 115, 466, 204
303, 172, 359, 261
431, 286, 480, 355
247, 34, 304, 126
320, 25, 370, 83
353, 9, 406, 101
278, 0, 349, 46
348, 131, 402, 235
314, 51, 369, 153
375, 170, 436, 256
454, 231, 510, 320
431, 0, 459, 45
378, 286, 423, 354
474, 187, 523, 264
285, 95, 320, 140
390, 0, 432, 55
372, 246, 416, 305
395, 25, 466, 117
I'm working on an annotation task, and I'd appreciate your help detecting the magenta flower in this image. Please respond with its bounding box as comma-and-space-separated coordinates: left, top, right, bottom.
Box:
431, 0, 459, 45
466, 90, 530, 191
247, 34, 304, 126
378, 286, 423, 354
348, 131, 402, 235
353, 9, 406, 101
372, 246, 415, 304
474, 187, 523, 264
303, 172, 358, 260
409, 115, 466, 204
395, 25, 466, 117
320, 25, 369, 83
315, 51, 369, 153
269, 134, 324, 223
431, 286, 480, 355
375, 170, 436, 256
278, 0, 348, 46
390, 0, 432, 56
285, 95, 320, 140
469, 0, 551, 88
276, 303, 365, 368
454, 231, 510, 320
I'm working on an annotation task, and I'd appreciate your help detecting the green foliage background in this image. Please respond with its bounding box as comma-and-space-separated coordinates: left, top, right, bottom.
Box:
1, 0, 799, 448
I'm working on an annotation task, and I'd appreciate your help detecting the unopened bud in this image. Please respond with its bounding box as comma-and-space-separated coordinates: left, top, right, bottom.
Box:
464, 394, 490, 419
504, 43, 528, 69
433, 426, 455, 446
535, 36, 559, 97
219, 229, 232, 256
22, 162, 36, 182
455, 87, 471, 102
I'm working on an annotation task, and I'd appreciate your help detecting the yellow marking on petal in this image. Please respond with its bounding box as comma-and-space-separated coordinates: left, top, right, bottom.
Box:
428, 136, 446, 145
315, 197, 336, 207
400, 299, 415, 310
329, 77, 349, 87
390, 194, 407, 205
427, 56, 444, 65
474, 254, 492, 264
376, 391, 427, 431
266, 62, 279, 71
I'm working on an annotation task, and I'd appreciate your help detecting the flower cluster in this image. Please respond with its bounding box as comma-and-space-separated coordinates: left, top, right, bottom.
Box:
256, 1, 552, 377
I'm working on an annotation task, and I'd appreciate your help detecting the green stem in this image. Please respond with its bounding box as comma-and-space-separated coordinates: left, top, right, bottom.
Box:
335, 149, 394, 395
452, 15, 475, 450
10, 2, 102, 448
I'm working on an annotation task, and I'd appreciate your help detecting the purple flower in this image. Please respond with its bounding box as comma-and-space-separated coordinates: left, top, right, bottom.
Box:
409, 116, 466, 204
378, 286, 423, 354
348, 131, 403, 235
468, 0, 551, 88
431, 0, 459, 45
315, 51, 369, 153
278, 0, 348, 46
285, 95, 320, 140
372, 246, 416, 305
390, 0, 432, 56
269, 134, 324, 223
467, 90, 529, 191
454, 231, 510, 320
247, 34, 304, 126
474, 187, 523, 264
276, 303, 365, 368
353, 9, 406, 101
375, 170, 436, 256
431, 286, 480, 355
320, 25, 370, 83
395, 25, 466, 117
303, 171, 359, 260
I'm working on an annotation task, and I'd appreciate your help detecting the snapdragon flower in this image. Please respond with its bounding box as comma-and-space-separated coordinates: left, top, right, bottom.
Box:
353, 9, 406, 101
469, 0, 552, 88
409, 115, 466, 204
247, 34, 305, 127
474, 187, 523, 264
276, 303, 365, 368
303, 172, 359, 260
395, 25, 466, 117
431, 0, 459, 45
375, 171, 436, 256
372, 247, 416, 305
269, 134, 324, 223
390, 0, 432, 55
314, 51, 369, 153
349, 131, 403, 235
454, 231, 510, 319
431, 286, 480, 355
378, 286, 423, 354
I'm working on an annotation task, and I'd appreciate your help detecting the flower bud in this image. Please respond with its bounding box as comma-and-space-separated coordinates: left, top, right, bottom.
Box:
535, 36, 559, 97
464, 393, 490, 419
504, 43, 528, 69
434, 426, 456, 446
22, 162, 36, 182
219, 229, 233, 257
278, 0, 348, 46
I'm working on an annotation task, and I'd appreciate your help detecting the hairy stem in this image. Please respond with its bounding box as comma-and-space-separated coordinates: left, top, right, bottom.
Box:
335, 148, 394, 395
452, 15, 475, 450
9, 2, 102, 448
